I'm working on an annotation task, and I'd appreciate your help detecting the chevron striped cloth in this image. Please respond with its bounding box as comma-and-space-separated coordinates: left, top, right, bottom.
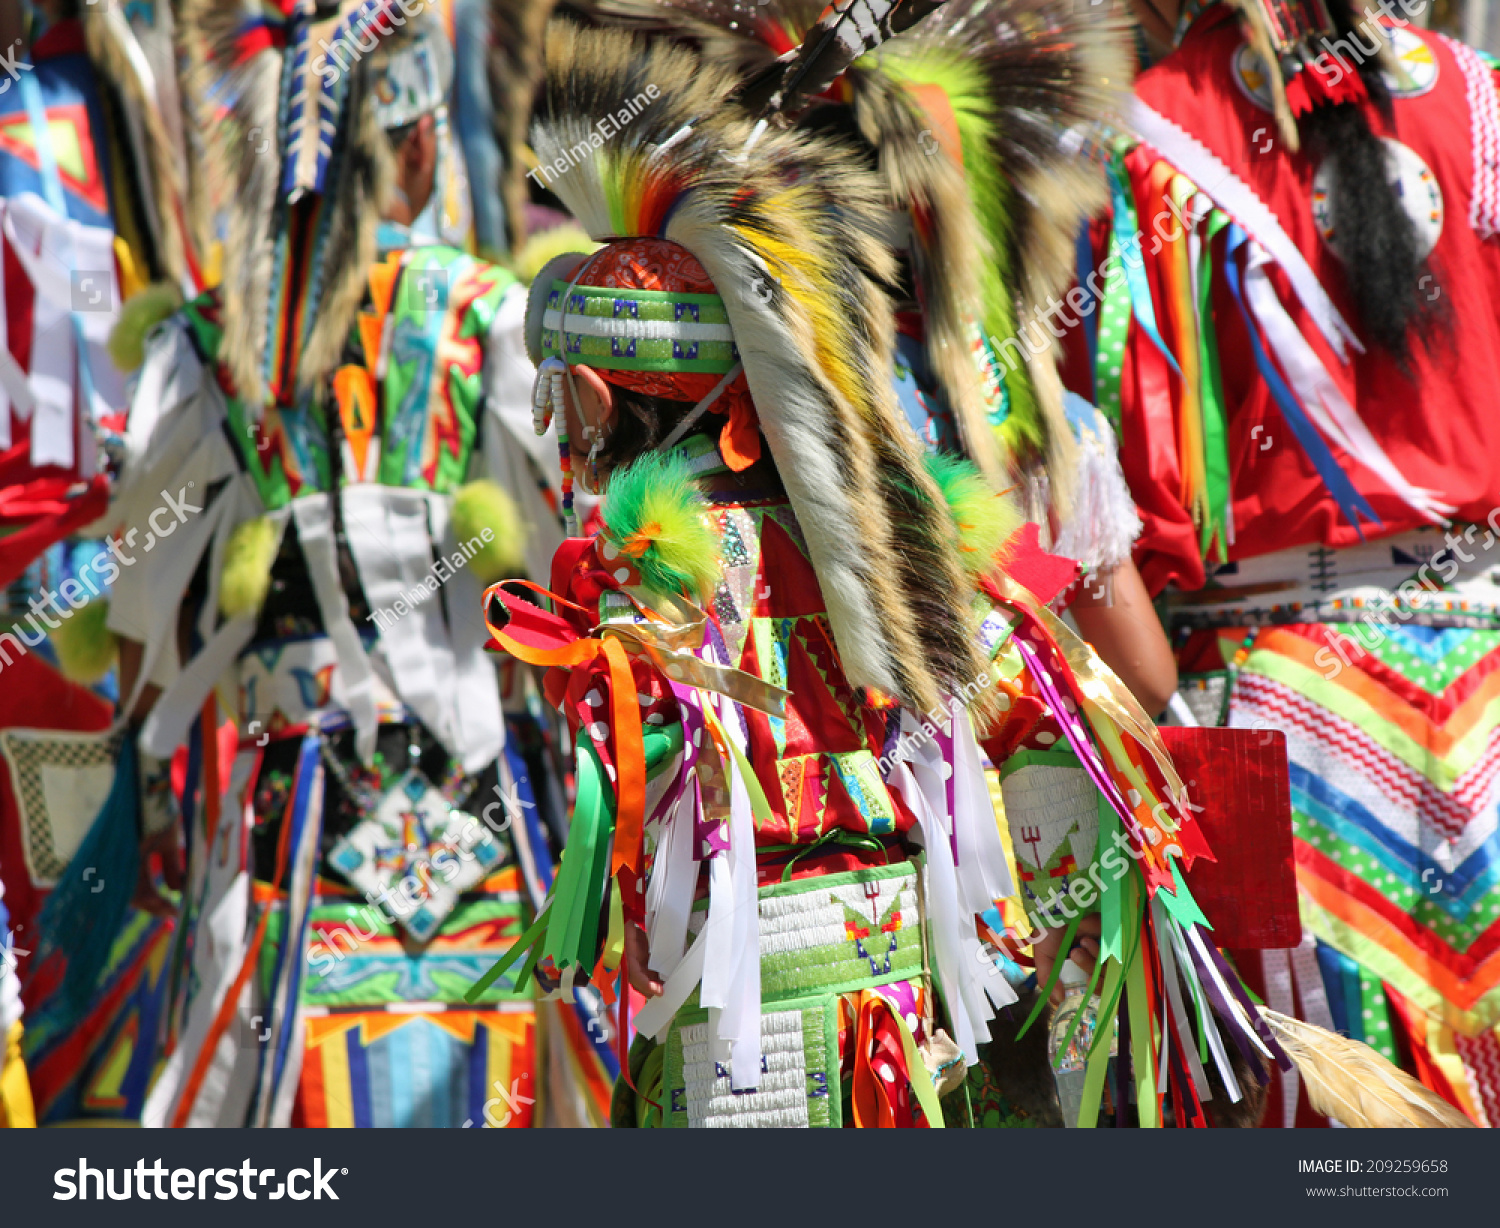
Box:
1176, 527, 1500, 1125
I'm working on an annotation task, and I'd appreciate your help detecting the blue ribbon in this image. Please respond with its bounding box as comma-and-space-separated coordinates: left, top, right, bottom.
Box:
1222, 224, 1378, 537
264, 731, 325, 1104
1106, 157, 1181, 377
1075, 220, 1099, 395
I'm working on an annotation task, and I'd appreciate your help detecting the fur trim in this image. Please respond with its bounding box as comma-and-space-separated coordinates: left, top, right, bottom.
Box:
83, 3, 195, 289
179, 2, 401, 411
534, 22, 985, 710
451, 480, 527, 586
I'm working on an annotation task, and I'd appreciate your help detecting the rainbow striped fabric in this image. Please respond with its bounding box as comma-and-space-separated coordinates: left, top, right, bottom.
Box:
1225, 620, 1500, 1122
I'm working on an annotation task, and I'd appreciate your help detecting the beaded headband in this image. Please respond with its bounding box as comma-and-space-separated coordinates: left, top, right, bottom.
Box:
538, 281, 740, 375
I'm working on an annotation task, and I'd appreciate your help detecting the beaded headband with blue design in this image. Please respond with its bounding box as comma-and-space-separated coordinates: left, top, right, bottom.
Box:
539, 281, 740, 375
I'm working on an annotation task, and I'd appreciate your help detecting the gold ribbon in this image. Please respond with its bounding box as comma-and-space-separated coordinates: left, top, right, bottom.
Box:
995, 576, 1188, 809
600, 587, 790, 720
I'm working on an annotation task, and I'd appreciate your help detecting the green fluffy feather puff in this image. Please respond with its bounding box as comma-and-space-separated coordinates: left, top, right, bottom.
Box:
450, 480, 527, 585
47, 599, 118, 683
600, 452, 721, 599
925, 454, 1022, 575
107, 281, 184, 372
219, 516, 280, 620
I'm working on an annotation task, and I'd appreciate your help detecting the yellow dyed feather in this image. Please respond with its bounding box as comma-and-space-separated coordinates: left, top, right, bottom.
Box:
219, 516, 279, 620
451, 480, 526, 585
1259, 1007, 1474, 1128
48, 600, 117, 683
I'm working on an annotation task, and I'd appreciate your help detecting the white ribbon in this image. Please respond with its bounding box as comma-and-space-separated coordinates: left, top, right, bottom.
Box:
1130, 99, 1362, 360
644, 782, 697, 984
1262, 946, 1299, 1126
1242, 241, 1454, 526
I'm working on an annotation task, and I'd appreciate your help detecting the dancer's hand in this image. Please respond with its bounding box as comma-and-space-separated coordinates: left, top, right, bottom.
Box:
1031, 914, 1102, 1006
623, 921, 663, 998
130, 827, 183, 918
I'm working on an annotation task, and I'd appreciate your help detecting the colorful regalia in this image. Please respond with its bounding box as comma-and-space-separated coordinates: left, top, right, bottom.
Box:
83, 2, 599, 1127
590, 0, 1144, 582
1060, 0, 1500, 1122
470, 16, 1453, 1129
0, 0, 200, 1126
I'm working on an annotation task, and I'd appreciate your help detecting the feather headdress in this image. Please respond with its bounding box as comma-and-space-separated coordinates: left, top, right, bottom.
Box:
178, 0, 433, 413
1219, 0, 1402, 152
591, 0, 1132, 495
531, 20, 986, 712
81, 0, 200, 294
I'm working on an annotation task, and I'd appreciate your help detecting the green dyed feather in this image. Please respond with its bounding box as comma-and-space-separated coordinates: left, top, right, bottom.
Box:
600, 452, 721, 599
881, 46, 1043, 456
49, 599, 118, 683
925, 453, 1021, 575
451, 480, 526, 585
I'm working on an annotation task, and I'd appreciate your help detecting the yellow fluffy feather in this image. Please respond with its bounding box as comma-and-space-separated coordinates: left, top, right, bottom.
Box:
1259, 1007, 1474, 1128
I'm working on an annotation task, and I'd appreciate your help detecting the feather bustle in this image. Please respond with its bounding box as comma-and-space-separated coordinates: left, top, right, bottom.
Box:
534, 22, 985, 711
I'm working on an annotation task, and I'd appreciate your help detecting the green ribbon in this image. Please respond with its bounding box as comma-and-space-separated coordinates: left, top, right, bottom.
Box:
1097, 792, 1125, 965
1196, 209, 1233, 561
1077, 960, 1122, 1129
547, 739, 615, 973
1093, 219, 1134, 428
465, 906, 550, 1002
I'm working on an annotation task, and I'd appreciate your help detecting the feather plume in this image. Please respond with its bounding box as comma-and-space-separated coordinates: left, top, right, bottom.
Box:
589, 0, 1132, 499
1259, 1007, 1475, 1128
737, 0, 941, 117
600, 453, 722, 600
925, 453, 1022, 574
488, 0, 562, 254
533, 21, 985, 710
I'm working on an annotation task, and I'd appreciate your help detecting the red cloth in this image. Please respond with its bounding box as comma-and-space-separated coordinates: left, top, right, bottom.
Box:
1159, 726, 1299, 949
1061, 17, 1500, 596
0, 473, 108, 591
0, 653, 114, 976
